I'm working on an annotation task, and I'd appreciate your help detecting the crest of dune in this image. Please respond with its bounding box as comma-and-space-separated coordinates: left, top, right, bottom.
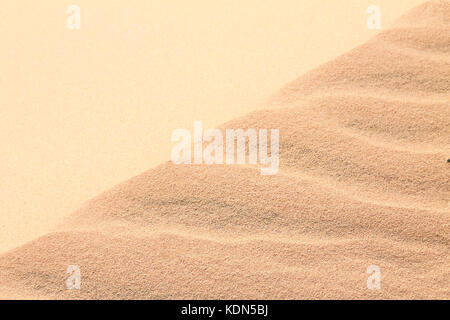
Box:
0, 1, 449, 299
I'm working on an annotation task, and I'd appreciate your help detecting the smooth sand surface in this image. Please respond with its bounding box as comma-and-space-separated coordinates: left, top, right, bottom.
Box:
0, 1, 449, 299
0, 0, 426, 254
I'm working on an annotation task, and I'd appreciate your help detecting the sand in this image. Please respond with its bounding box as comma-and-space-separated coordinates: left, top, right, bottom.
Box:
0, 0, 449, 299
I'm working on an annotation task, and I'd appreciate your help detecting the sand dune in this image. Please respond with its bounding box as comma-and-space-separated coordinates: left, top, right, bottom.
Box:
0, 1, 449, 299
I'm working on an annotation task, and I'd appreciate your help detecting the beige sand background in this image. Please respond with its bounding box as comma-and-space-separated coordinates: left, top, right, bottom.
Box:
0, 0, 426, 252
0, 0, 449, 299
